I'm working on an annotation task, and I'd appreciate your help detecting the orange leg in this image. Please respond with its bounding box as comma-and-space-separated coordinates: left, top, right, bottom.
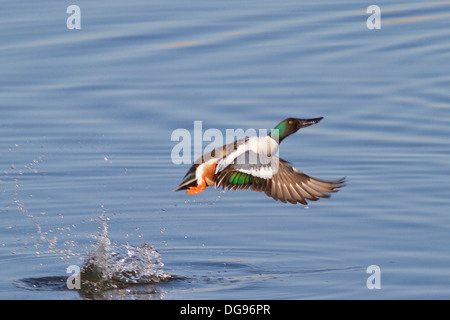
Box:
187, 174, 206, 195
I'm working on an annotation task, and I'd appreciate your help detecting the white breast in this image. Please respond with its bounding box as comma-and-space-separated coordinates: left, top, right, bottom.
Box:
248, 136, 279, 157
215, 136, 280, 175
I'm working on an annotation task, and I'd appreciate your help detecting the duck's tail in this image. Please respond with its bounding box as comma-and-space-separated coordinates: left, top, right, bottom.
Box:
173, 173, 197, 191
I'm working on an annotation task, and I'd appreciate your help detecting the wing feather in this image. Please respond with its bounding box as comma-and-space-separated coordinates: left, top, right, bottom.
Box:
215, 155, 345, 205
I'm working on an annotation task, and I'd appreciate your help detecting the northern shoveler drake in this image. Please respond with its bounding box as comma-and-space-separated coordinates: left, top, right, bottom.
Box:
174, 117, 345, 205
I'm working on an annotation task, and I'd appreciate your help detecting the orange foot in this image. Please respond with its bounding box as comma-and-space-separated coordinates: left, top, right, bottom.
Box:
187, 174, 206, 195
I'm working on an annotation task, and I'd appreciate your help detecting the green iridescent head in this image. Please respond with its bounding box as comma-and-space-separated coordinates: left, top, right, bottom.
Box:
269, 117, 323, 142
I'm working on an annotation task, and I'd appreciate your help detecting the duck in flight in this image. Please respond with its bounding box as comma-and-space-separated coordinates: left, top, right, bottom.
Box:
174, 117, 345, 205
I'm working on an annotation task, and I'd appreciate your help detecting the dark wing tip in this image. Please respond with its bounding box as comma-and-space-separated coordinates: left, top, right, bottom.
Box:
263, 170, 346, 205
332, 176, 347, 189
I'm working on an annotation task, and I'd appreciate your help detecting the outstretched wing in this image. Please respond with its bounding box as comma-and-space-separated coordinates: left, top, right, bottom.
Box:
214, 150, 275, 191
215, 155, 345, 205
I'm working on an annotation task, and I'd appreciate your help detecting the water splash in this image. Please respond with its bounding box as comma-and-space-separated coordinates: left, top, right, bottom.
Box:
14, 212, 173, 299
4, 153, 172, 297
80, 213, 171, 294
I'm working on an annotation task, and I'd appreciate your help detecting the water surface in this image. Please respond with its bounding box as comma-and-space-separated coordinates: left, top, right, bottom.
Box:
1, 0, 450, 299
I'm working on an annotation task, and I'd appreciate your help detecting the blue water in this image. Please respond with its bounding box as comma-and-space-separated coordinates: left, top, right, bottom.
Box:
1, 0, 450, 299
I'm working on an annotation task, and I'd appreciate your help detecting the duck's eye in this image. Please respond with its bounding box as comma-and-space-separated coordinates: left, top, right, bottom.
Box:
288, 120, 293, 125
